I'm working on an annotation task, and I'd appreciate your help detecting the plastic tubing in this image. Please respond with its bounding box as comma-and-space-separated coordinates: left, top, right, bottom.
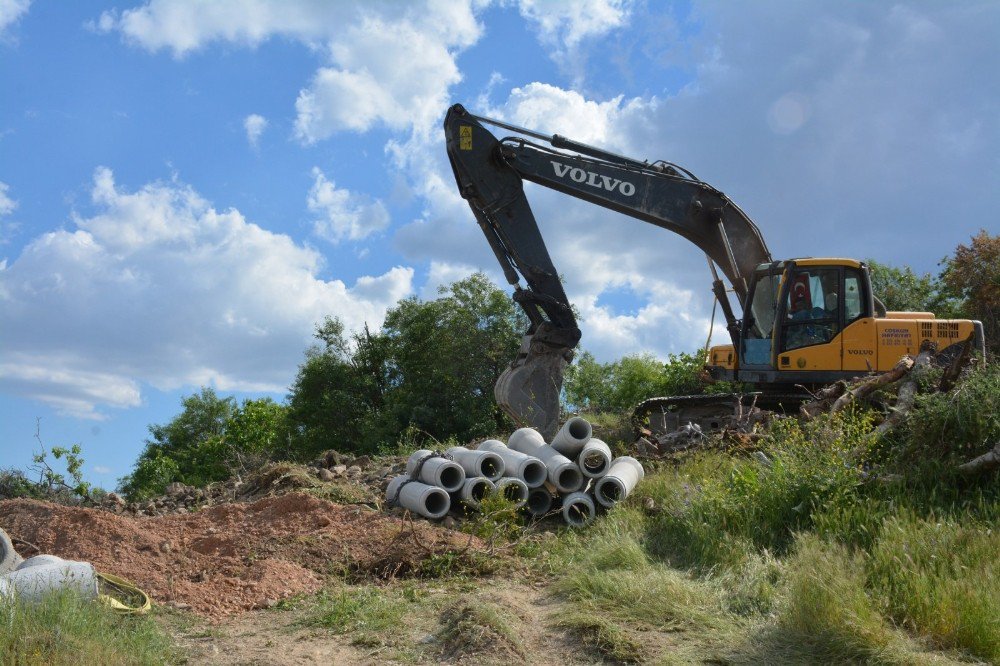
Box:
525, 487, 554, 517
493, 477, 529, 508
577, 438, 613, 479
454, 476, 495, 509
507, 428, 584, 494
386, 475, 451, 519
594, 456, 645, 508
446, 446, 505, 482
406, 449, 466, 492
561, 491, 596, 527
550, 417, 592, 459
478, 440, 547, 488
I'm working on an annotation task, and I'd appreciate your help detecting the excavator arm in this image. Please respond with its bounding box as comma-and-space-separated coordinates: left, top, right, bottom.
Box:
444, 103, 771, 437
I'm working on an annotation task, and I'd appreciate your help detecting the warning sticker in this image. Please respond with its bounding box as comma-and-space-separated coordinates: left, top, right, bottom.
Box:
460, 125, 472, 150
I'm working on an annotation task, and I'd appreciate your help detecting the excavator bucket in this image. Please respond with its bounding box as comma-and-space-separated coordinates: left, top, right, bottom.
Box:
494, 334, 573, 440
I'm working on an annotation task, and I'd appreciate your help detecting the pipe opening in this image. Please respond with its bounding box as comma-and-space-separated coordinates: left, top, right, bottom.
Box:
425, 490, 449, 516
599, 479, 624, 504
582, 451, 608, 474
567, 418, 590, 440
557, 467, 583, 492
522, 461, 547, 487
526, 489, 552, 515
565, 501, 592, 526
479, 457, 502, 479
470, 480, 490, 501
501, 483, 528, 503
439, 465, 464, 491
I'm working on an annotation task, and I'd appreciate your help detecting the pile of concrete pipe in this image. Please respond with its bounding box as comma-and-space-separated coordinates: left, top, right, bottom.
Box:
384, 417, 644, 528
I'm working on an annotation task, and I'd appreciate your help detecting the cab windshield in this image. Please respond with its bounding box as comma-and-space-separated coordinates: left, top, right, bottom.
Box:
741, 271, 781, 365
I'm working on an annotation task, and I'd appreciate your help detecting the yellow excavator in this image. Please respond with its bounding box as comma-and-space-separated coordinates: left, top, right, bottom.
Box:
444, 104, 986, 438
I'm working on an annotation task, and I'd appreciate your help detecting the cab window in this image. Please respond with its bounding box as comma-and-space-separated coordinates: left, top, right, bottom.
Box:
844, 269, 866, 323
782, 268, 840, 351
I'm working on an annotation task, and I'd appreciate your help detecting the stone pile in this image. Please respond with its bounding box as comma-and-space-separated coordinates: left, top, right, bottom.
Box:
386, 417, 644, 528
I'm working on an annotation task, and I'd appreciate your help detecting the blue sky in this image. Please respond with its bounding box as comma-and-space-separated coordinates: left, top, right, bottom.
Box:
1, 1, 998, 487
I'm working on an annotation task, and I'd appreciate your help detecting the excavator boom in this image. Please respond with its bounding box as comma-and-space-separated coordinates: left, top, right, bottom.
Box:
444, 104, 771, 437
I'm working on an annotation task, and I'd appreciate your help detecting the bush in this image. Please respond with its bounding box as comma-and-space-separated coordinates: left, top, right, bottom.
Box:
565, 350, 709, 413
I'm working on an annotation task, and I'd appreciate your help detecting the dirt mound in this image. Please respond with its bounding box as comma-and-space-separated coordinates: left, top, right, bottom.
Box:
0, 492, 481, 619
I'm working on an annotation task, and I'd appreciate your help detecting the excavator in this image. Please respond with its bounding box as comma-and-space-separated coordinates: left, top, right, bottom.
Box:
443, 103, 986, 439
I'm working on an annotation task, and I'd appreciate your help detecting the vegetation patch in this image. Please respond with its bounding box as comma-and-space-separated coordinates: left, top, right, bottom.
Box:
436, 599, 525, 663
0, 591, 176, 666
555, 612, 645, 664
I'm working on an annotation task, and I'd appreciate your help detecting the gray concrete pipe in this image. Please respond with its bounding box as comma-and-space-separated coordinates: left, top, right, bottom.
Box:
478, 439, 547, 488
446, 446, 505, 482
525, 487, 554, 517
550, 416, 592, 459
0, 555, 98, 604
493, 477, 530, 508
0, 528, 23, 575
594, 456, 645, 508
507, 428, 584, 493
561, 491, 596, 527
406, 449, 466, 492
454, 476, 495, 509
386, 475, 451, 519
578, 438, 613, 479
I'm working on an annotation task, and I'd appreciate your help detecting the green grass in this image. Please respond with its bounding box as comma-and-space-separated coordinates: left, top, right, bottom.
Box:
0, 591, 176, 666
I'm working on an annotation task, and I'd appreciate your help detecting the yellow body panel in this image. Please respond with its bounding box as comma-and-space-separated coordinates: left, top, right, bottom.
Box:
709, 345, 736, 370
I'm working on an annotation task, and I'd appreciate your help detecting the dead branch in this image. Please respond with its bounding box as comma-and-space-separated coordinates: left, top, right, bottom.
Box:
957, 442, 1000, 476
800, 381, 848, 419
938, 334, 975, 393
830, 356, 914, 415
874, 345, 935, 437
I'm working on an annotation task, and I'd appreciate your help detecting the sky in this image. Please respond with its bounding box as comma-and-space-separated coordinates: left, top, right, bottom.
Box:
1, 1, 998, 487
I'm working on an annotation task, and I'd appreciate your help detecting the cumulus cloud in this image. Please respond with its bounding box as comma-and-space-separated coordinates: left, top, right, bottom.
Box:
307, 167, 390, 243
96, 1, 482, 141
0, 0, 30, 37
0, 180, 18, 243
0, 168, 413, 418
243, 113, 267, 148
516, 0, 634, 69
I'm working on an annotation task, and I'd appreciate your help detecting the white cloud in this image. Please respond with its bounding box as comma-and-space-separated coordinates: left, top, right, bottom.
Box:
307, 167, 390, 243
96, 1, 483, 141
0, 180, 18, 243
517, 0, 634, 52
0, 0, 30, 37
0, 168, 413, 418
243, 113, 267, 148
93, 465, 112, 474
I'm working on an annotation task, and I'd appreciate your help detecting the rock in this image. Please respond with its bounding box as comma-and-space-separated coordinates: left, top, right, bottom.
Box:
346, 466, 362, 476
323, 450, 347, 468
350, 455, 372, 469
332, 465, 347, 476
105, 492, 126, 507
159, 540, 173, 553
376, 466, 392, 478
165, 482, 189, 497
317, 468, 336, 482
441, 516, 457, 529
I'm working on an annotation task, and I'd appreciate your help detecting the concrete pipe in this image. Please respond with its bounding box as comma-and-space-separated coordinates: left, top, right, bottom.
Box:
454, 476, 495, 509
525, 487, 554, 517
561, 491, 596, 528
577, 438, 613, 479
406, 449, 466, 492
0, 528, 23, 575
386, 475, 451, 519
594, 456, 645, 508
478, 440, 547, 488
493, 477, 529, 508
446, 446, 505, 483
507, 428, 584, 494
1, 556, 98, 603
550, 417, 592, 459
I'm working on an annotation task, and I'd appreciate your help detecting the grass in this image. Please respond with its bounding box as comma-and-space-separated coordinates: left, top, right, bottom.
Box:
436, 599, 525, 662
0, 591, 176, 666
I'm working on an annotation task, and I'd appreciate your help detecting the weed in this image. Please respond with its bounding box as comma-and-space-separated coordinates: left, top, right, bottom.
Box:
0, 590, 176, 665
556, 611, 645, 664
436, 599, 525, 661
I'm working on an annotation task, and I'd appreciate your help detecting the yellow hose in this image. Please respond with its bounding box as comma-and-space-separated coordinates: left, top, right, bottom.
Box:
95, 572, 151, 615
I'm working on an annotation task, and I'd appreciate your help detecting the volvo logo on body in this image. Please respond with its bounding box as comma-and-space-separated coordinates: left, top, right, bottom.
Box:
550, 161, 636, 196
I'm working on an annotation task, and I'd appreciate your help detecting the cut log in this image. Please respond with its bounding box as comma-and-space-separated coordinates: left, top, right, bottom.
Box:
958, 442, 1000, 476
938, 334, 974, 393
830, 356, 914, 415
874, 344, 935, 436
800, 381, 848, 419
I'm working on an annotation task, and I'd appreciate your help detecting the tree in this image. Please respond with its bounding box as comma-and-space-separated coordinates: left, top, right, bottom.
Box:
565, 351, 708, 413
866, 259, 937, 313
938, 229, 1000, 356
285, 273, 527, 455
119, 388, 290, 500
